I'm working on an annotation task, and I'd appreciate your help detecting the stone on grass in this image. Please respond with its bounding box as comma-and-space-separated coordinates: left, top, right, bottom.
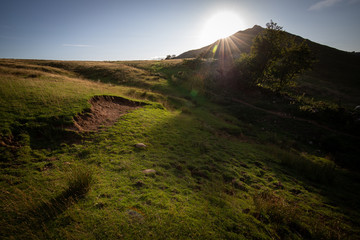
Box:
126, 209, 144, 221
135, 143, 147, 148
142, 169, 156, 174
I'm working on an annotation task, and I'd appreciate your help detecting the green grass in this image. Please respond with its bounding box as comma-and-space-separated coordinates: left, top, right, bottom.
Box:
0, 58, 359, 239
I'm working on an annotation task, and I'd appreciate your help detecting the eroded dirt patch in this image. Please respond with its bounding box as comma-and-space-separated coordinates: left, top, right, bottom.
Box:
72, 95, 143, 132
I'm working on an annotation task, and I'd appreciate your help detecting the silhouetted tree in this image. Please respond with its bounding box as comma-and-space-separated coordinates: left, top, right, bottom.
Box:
237, 20, 313, 92
165, 54, 176, 60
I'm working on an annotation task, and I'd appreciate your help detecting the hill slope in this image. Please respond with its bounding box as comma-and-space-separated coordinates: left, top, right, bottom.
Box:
0, 59, 360, 239
176, 25, 360, 107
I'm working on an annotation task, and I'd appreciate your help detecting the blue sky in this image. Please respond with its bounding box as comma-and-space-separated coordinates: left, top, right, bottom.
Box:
1, 0, 359, 60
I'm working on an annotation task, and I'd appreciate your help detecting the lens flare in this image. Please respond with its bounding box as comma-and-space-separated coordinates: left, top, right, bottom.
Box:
199, 11, 243, 46
212, 44, 218, 54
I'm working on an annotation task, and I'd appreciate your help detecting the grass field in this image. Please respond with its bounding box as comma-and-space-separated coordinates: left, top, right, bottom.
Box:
1, 58, 359, 239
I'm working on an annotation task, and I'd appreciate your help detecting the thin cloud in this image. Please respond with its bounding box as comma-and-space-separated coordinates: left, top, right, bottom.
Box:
62, 44, 92, 47
308, 0, 342, 10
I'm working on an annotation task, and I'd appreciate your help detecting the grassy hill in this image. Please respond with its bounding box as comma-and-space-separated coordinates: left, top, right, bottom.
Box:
1, 58, 360, 239
176, 25, 360, 108
175, 25, 264, 59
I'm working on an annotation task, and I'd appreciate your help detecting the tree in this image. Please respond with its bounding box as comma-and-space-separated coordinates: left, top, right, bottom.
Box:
237, 20, 313, 92
165, 54, 177, 60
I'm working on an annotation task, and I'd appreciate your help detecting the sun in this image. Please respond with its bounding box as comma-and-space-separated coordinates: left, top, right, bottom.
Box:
199, 11, 243, 46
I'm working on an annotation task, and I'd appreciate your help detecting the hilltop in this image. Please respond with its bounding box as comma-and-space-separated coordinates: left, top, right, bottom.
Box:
176, 25, 264, 59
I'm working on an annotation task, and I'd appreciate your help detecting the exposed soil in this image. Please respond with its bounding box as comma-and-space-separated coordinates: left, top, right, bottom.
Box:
71, 95, 143, 132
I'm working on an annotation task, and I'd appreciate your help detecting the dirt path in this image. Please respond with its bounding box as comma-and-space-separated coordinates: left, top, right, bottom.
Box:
231, 97, 359, 139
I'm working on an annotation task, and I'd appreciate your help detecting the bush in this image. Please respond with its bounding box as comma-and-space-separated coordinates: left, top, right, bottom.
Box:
64, 166, 94, 199
254, 190, 297, 222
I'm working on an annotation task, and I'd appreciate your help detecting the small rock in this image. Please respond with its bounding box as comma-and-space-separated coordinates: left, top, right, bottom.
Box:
126, 209, 144, 221
142, 169, 156, 174
135, 143, 147, 148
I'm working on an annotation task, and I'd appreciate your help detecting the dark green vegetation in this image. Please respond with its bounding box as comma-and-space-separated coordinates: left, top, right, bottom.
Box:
1, 54, 359, 239
237, 20, 313, 92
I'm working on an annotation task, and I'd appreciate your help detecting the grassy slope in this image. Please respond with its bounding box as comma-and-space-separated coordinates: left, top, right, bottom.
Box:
0, 59, 359, 239
175, 25, 360, 109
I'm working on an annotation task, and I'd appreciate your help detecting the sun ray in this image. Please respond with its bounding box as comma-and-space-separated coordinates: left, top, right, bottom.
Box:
199, 11, 243, 47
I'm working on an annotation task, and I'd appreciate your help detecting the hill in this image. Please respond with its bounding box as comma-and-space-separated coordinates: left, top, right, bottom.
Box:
176, 25, 360, 108
0, 53, 359, 238
176, 25, 263, 59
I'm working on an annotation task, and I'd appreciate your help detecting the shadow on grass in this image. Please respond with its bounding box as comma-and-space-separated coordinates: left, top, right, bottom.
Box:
142, 104, 360, 238
31, 167, 93, 221
0, 167, 93, 239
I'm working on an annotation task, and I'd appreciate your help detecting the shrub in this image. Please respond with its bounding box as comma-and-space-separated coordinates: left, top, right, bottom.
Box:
253, 190, 297, 224
64, 166, 94, 199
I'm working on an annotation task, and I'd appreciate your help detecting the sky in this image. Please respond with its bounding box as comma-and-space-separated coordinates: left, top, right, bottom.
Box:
1, 0, 359, 60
